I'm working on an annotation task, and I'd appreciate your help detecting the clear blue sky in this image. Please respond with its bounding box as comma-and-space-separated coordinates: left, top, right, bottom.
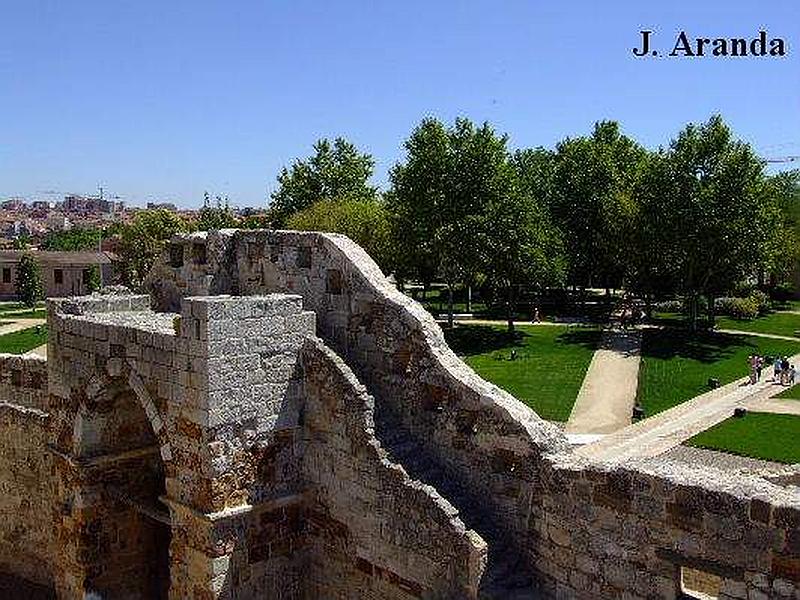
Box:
1, 0, 798, 208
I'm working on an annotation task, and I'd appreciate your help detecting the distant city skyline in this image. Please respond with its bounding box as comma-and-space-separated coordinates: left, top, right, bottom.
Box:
1, 0, 798, 208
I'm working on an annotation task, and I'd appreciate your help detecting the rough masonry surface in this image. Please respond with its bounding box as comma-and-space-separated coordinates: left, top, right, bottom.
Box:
0, 228, 797, 599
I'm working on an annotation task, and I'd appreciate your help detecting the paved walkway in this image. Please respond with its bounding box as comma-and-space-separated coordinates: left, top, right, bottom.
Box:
717, 328, 800, 341
0, 318, 46, 337
576, 352, 800, 461
25, 343, 47, 358
564, 328, 641, 434
754, 398, 800, 416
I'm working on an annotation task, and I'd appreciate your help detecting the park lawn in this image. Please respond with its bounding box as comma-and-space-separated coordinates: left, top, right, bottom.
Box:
0, 301, 45, 314
0, 308, 47, 320
637, 329, 800, 416
0, 325, 48, 354
686, 413, 800, 464
775, 382, 800, 400
444, 323, 601, 422
716, 311, 800, 338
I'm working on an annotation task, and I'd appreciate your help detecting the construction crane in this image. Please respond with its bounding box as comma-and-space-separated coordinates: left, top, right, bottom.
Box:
763, 156, 800, 164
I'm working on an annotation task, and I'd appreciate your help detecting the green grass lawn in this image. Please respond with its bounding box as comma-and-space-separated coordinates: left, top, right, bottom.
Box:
686, 413, 800, 464
0, 308, 47, 320
774, 382, 800, 400
716, 311, 800, 338
0, 325, 48, 354
637, 329, 800, 416
444, 323, 601, 421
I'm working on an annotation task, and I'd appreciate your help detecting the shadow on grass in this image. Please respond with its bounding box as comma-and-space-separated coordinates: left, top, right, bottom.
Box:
642, 329, 757, 364
444, 325, 525, 355
555, 328, 604, 352
443, 324, 601, 356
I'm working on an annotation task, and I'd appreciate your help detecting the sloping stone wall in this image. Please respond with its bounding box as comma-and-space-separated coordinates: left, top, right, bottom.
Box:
301, 337, 486, 599
149, 230, 566, 547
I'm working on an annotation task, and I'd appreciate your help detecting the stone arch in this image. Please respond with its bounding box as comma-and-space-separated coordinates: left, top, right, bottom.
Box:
52, 361, 174, 599
50, 359, 174, 472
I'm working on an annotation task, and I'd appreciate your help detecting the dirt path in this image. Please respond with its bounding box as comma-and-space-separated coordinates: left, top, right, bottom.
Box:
0, 318, 46, 337
564, 328, 641, 434
576, 352, 800, 461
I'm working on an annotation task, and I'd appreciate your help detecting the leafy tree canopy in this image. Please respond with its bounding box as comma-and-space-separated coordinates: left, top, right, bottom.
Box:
287, 199, 392, 269
198, 193, 239, 231
15, 253, 42, 307
115, 209, 189, 289
41, 227, 102, 251
269, 137, 377, 226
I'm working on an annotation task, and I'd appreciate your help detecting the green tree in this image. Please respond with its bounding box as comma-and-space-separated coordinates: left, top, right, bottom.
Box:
550, 121, 646, 293
759, 170, 800, 288
387, 118, 450, 289
42, 227, 102, 251
12, 235, 31, 250
198, 193, 239, 231
287, 199, 392, 268
269, 138, 377, 226
653, 115, 774, 329
115, 209, 189, 289
628, 150, 681, 311
483, 171, 566, 332
15, 253, 42, 308
84, 265, 102, 293
390, 118, 521, 327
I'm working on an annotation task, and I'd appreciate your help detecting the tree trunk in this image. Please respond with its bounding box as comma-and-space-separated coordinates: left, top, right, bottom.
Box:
466, 284, 472, 313
506, 284, 516, 334
447, 283, 455, 329
689, 293, 698, 333
707, 294, 716, 329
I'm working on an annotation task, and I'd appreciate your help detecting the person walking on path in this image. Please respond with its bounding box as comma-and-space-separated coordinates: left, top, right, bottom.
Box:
774, 356, 782, 382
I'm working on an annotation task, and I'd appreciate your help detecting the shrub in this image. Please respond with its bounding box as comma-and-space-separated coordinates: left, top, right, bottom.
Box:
654, 299, 682, 313
748, 289, 770, 315
728, 296, 759, 320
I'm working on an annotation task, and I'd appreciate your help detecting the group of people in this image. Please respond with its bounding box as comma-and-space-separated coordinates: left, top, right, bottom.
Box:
748, 354, 796, 386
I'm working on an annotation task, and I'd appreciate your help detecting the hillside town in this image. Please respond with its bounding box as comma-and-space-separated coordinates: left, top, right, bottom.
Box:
0, 191, 178, 247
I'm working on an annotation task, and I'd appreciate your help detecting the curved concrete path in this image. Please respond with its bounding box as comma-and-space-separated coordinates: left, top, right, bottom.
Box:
0, 318, 46, 337
576, 351, 800, 461
564, 328, 641, 434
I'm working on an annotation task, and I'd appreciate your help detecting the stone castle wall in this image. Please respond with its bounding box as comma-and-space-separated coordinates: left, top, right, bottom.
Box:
145, 229, 800, 599
148, 230, 567, 548
301, 337, 485, 599
0, 353, 54, 594
0, 228, 796, 599
0, 274, 492, 598
0, 393, 55, 595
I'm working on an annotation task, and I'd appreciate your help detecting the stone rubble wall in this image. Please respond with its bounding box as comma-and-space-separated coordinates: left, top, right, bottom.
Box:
0, 353, 48, 411
148, 229, 800, 599
532, 455, 800, 599
150, 230, 567, 545
45, 292, 318, 598
0, 400, 55, 594
300, 336, 486, 599
0, 351, 54, 592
